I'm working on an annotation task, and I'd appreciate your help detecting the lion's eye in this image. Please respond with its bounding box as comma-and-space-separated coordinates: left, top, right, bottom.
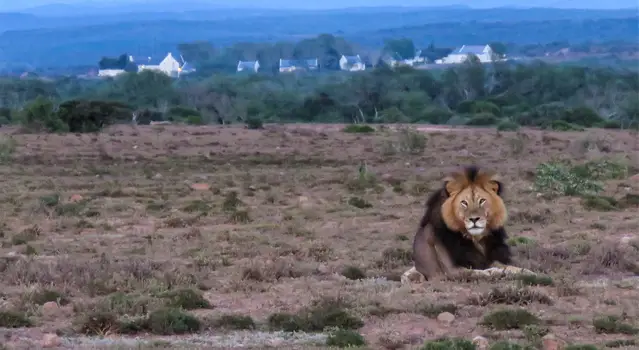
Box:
479, 198, 486, 206
460, 200, 468, 207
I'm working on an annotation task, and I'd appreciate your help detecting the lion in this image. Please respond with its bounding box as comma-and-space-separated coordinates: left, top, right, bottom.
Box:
401, 165, 535, 284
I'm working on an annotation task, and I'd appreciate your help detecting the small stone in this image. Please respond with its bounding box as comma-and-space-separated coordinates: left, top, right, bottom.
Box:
437, 312, 455, 325
42, 301, 60, 317
190, 183, 210, 191
69, 194, 83, 202
542, 334, 562, 350
41, 333, 61, 348
153, 173, 162, 179
472, 336, 489, 350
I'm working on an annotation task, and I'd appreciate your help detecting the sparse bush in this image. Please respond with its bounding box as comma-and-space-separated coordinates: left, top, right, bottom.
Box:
516, 274, 554, 286
0, 310, 33, 328
343, 124, 375, 133
497, 120, 520, 131
480, 308, 541, 330
76, 311, 120, 335
533, 161, 604, 197
267, 297, 363, 332
593, 315, 639, 335
467, 287, 553, 306
158, 288, 211, 310
348, 196, 372, 209
564, 345, 598, 350
245, 117, 264, 129
416, 303, 458, 317
212, 314, 256, 330
421, 337, 476, 350
490, 341, 526, 350
146, 308, 201, 335
341, 266, 366, 280
29, 289, 70, 306
326, 329, 366, 347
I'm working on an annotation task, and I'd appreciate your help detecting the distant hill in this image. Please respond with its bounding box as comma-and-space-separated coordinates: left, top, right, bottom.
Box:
0, 7, 637, 67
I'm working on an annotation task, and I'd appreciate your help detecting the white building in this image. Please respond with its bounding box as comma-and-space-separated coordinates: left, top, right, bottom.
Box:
97, 69, 126, 77
237, 60, 260, 73
436, 45, 495, 64
339, 55, 365, 71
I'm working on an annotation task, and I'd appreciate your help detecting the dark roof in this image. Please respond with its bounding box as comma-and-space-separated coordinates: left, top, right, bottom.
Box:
237, 60, 259, 69
280, 58, 318, 69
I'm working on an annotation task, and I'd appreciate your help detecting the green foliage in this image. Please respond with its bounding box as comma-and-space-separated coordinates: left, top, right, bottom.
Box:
212, 314, 256, 330
0, 311, 33, 328
0, 57, 637, 130
146, 308, 201, 335
497, 120, 521, 131
466, 113, 499, 126
480, 308, 541, 330
593, 315, 639, 335
267, 298, 363, 332
157, 288, 211, 310
533, 161, 604, 197
245, 117, 264, 129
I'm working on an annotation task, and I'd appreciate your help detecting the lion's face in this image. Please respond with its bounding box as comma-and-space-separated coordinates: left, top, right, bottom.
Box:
453, 186, 493, 236
440, 167, 506, 237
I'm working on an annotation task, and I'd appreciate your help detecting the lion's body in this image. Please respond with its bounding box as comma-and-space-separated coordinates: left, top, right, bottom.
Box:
407, 165, 519, 282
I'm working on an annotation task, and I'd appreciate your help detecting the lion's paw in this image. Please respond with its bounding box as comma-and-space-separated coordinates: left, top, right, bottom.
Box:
401, 267, 425, 285
478, 266, 536, 277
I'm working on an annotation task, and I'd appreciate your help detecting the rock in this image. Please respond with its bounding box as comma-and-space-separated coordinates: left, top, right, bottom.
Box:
41, 333, 61, 348
542, 334, 562, 350
41, 301, 61, 318
437, 312, 455, 325
69, 194, 83, 202
629, 173, 639, 182
472, 336, 489, 350
153, 173, 162, 179
190, 183, 210, 191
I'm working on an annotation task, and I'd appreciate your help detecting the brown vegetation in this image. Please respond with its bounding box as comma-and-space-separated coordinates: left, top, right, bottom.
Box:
0, 124, 637, 349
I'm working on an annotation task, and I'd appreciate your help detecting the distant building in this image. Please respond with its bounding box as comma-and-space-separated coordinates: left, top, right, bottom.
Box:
237, 60, 260, 73
98, 52, 195, 78
388, 50, 426, 67
137, 52, 195, 77
339, 55, 365, 71
97, 69, 126, 77
279, 58, 319, 73
436, 45, 495, 64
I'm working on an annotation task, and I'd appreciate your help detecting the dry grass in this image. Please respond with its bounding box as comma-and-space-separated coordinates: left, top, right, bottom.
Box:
0, 124, 638, 348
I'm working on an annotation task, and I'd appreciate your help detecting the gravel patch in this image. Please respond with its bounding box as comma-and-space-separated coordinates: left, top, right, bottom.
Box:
61, 331, 328, 349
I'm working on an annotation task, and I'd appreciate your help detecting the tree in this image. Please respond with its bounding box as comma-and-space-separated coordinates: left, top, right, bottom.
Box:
382, 38, 416, 60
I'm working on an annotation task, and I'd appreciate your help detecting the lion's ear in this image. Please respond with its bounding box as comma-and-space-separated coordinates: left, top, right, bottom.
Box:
486, 175, 503, 196
443, 175, 463, 196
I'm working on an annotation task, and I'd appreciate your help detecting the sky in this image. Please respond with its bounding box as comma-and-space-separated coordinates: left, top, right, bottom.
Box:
3, 0, 638, 11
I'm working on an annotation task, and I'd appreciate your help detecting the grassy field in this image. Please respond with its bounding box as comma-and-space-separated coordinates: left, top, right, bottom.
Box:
0, 124, 637, 349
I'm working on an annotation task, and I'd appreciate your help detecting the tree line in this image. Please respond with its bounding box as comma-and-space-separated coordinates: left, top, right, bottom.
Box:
0, 58, 637, 133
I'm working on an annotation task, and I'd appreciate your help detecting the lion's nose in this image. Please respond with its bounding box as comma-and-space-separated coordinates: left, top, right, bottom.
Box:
469, 217, 480, 224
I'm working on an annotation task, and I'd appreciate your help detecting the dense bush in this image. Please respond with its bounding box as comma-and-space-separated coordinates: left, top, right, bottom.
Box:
2, 59, 637, 133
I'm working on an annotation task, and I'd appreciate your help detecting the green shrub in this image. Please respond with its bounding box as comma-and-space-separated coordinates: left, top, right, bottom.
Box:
343, 124, 375, 133
497, 120, 520, 131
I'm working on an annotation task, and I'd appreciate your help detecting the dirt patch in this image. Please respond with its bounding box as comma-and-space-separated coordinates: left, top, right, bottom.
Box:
0, 124, 637, 348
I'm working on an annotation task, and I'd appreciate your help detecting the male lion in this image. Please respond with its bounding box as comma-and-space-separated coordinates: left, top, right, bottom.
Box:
401, 165, 534, 284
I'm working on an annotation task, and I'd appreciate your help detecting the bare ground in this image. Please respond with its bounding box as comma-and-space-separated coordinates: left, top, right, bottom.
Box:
0, 124, 638, 349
